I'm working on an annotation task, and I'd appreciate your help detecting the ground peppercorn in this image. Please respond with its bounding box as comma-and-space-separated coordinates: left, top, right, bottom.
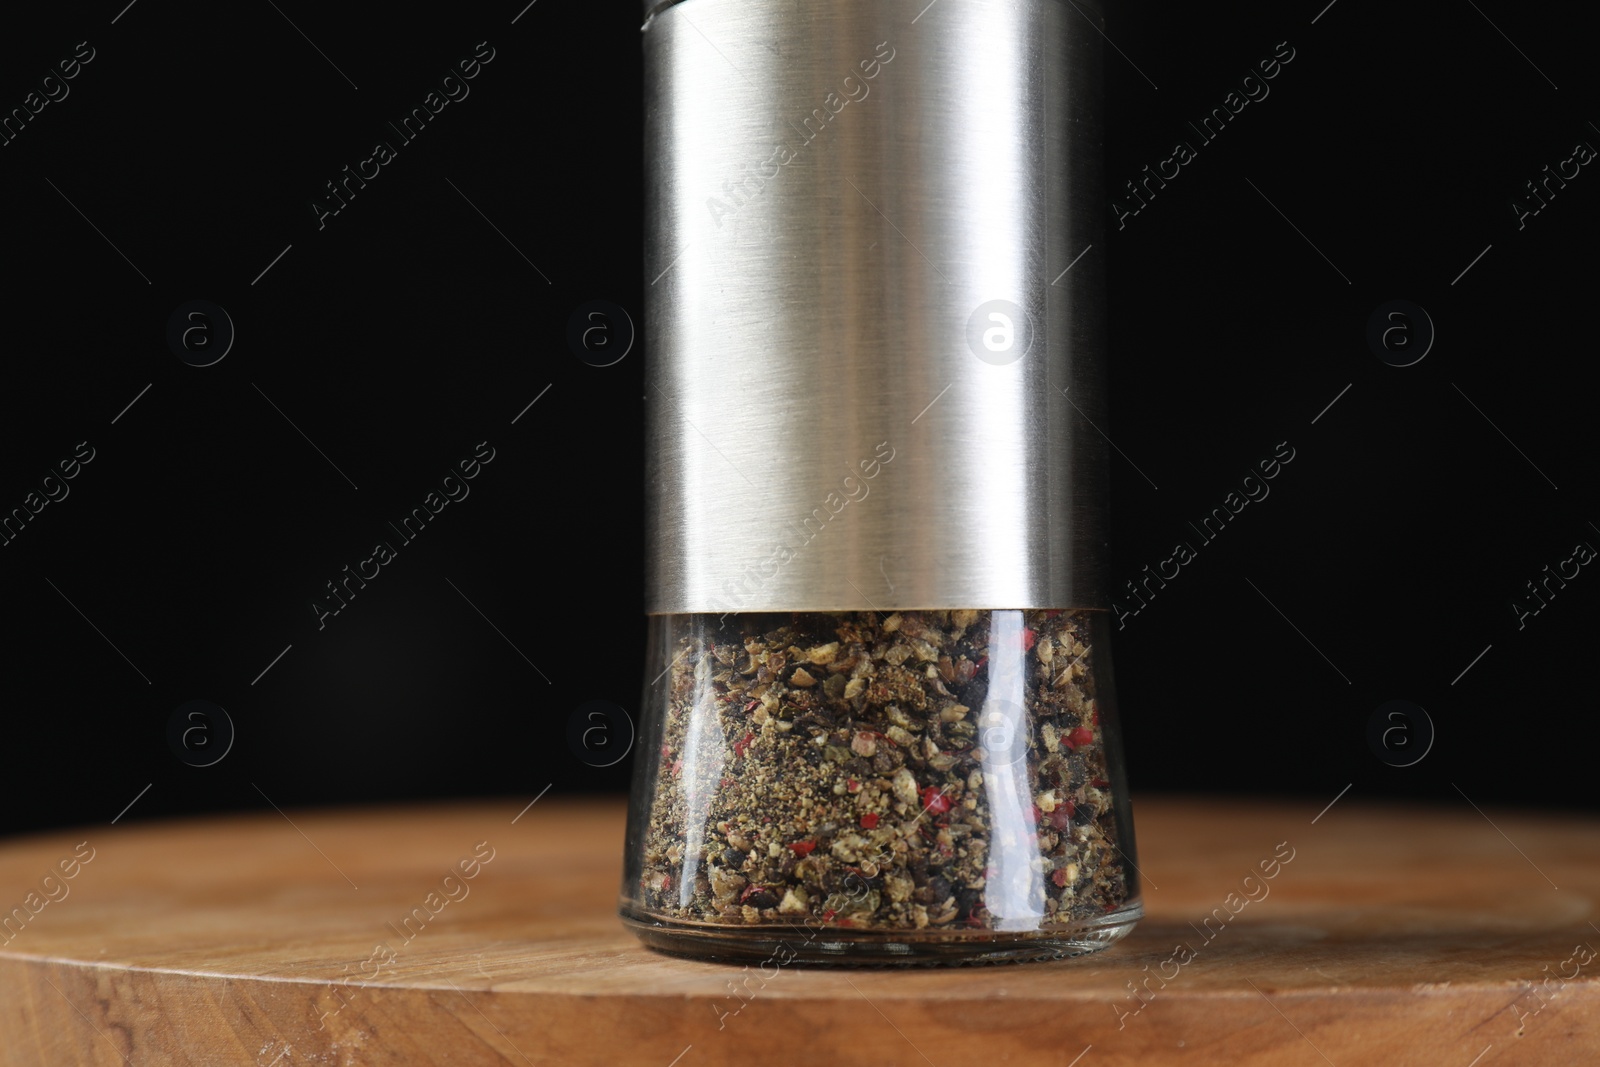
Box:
634, 609, 1135, 935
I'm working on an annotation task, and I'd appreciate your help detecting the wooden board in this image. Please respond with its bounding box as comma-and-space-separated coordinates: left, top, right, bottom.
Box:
1, 794, 1596, 1065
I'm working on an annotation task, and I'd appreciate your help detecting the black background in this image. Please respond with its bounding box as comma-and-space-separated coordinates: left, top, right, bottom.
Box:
1, 0, 1595, 840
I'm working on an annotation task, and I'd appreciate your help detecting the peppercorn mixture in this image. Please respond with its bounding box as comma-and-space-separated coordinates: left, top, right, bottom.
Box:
637, 610, 1133, 934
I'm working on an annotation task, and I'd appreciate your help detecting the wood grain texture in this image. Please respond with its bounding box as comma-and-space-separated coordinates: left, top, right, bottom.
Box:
1, 795, 1597, 1066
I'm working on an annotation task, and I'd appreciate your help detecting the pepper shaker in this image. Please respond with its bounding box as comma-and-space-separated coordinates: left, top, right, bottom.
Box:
620, 0, 1141, 964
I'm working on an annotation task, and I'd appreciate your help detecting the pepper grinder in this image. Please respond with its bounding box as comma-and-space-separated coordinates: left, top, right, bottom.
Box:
621, 0, 1141, 964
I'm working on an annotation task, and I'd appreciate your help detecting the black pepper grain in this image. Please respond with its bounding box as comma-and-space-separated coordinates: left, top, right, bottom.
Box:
638, 610, 1133, 932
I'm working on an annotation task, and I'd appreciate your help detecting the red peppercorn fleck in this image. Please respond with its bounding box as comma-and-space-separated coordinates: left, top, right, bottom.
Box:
670, 758, 684, 777
1064, 726, 1094, 750
920, 786, 951, 814
860, 812, 880, 829
1045, 609, 1063, 618
821, 909, 837, 922
662, 874, 673, 892
743, 699, 759, 712
1049, 806, 1071, 830
788, 840, 816, 856
1028, 803, 1041, 824
1051, 868, 1070, 887
1091, 777, 1110, 788
1020, 628, 1036, 651
732, 731, 756, 758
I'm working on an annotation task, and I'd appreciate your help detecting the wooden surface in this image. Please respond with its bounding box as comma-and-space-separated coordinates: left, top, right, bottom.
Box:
1, 795, 1598, 1066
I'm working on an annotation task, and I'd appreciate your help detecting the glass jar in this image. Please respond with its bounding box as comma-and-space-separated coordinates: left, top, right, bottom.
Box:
620, 609, 1139, 964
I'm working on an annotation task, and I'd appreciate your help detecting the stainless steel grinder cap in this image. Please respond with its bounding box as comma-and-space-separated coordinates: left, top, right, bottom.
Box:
642, 0, 1109, 616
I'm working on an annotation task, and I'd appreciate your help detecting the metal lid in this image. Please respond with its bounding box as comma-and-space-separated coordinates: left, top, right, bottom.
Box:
642, 0, 1106, 24
643, 0, 1108, 614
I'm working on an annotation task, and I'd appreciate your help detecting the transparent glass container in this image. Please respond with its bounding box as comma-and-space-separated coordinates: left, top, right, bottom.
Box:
620, 608, 1141, 965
